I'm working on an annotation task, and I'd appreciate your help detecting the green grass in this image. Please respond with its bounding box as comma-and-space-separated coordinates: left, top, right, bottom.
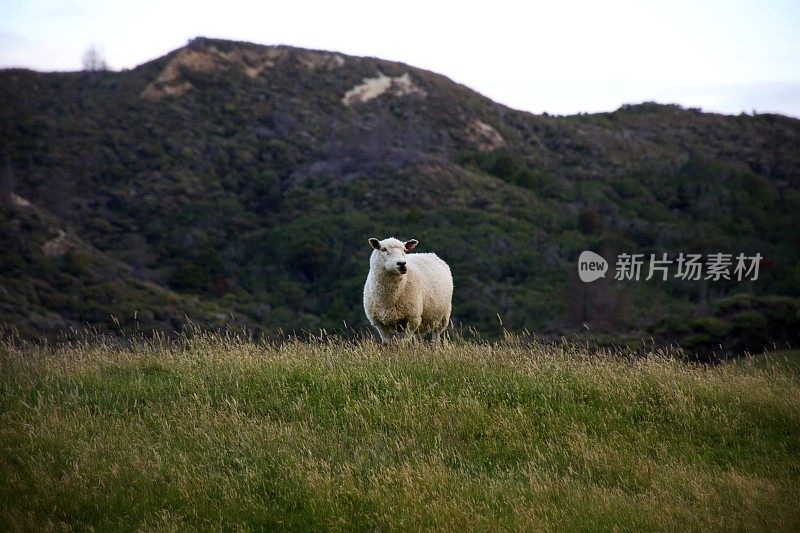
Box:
1, 332, 799, 531
727, 349, 800, 375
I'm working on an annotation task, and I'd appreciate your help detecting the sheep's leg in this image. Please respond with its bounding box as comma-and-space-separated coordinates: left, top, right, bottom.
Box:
382, 318, 418, 346
376, 319, 422, 346
431, 328, 448, 346
395, 328, 417, 346
375, 325, 408, 345
375, 325, 395, 344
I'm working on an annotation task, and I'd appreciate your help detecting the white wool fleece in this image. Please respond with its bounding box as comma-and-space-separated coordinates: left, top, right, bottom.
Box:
363, 237, 453, 343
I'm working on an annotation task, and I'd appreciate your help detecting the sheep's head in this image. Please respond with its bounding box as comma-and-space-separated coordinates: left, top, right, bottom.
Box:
369, 237, 418, 276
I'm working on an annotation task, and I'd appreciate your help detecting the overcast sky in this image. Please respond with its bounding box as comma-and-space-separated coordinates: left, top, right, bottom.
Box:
2, 0, 799, 117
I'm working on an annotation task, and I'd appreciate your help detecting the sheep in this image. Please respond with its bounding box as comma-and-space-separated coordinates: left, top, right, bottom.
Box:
363, 237, 453, 344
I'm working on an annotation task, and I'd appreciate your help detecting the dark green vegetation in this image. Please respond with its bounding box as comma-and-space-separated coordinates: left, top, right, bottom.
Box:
1, 37, 799, 356
1, 334, 799, 530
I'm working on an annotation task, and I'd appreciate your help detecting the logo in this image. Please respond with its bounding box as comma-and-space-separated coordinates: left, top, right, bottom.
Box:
578, 251, 608, 282
577, 251, 762, 283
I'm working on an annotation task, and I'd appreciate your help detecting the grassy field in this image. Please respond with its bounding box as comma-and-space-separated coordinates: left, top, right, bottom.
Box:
726, 349, 800, 375
1, 332, 799, 531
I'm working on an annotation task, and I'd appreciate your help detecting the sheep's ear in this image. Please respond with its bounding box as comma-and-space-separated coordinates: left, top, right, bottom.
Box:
404, 239, 418, 251
369, 238, 381, 250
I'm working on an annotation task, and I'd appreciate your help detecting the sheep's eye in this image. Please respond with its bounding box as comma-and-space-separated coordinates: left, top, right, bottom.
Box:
381, 248, 386, 252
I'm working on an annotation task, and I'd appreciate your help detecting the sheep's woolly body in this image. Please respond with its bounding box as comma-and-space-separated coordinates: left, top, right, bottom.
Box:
363, 237, 453, 343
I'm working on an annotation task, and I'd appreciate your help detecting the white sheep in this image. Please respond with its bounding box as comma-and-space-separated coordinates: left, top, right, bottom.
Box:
363, 237, 453, 344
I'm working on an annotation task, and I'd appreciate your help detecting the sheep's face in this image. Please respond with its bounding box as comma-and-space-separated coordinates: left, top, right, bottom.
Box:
369, 237, 418, 276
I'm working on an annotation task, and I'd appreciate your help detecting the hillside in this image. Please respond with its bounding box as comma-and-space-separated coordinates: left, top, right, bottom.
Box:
1, 334, 799, 529
1, 37, 799, 354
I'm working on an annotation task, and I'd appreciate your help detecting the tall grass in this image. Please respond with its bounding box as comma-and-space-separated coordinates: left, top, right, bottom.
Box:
1, 331, 799, 531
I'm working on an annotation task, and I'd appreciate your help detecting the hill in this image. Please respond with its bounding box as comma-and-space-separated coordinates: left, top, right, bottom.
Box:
1, 334, 798, 529
1, 37, 799, 355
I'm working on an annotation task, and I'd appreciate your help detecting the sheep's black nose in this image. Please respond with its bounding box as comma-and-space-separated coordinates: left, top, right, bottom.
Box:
397, 261, 406, 267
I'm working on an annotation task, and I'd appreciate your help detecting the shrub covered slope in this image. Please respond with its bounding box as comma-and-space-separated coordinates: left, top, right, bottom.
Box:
1, 37, 799, 353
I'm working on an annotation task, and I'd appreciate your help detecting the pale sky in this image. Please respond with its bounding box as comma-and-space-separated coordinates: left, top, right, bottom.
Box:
1, 0, 799, 117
